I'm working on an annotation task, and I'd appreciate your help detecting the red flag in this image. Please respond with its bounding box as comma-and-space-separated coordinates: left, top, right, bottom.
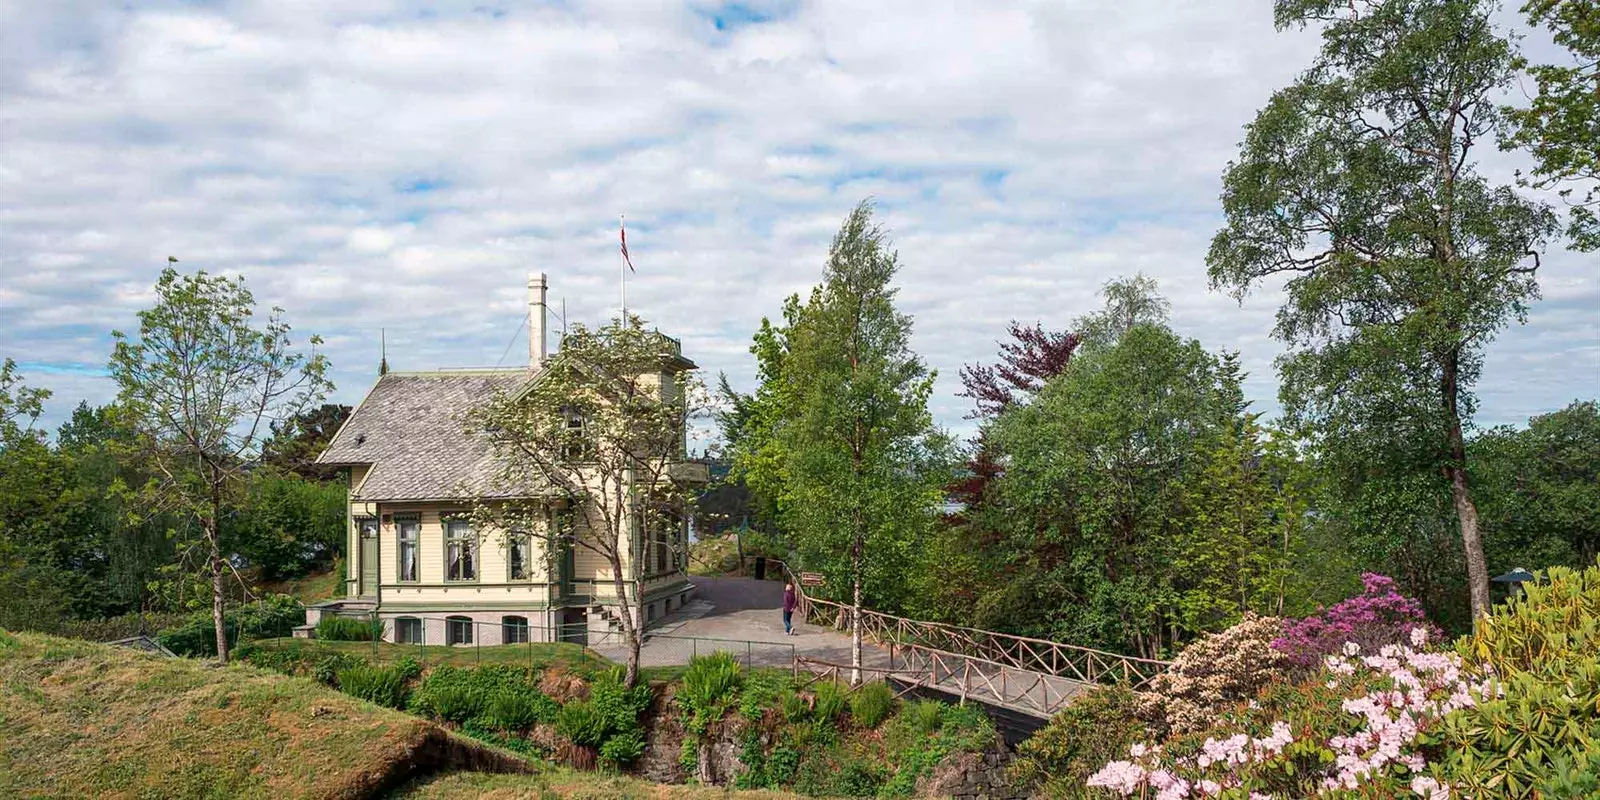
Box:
620, 221, 635, 273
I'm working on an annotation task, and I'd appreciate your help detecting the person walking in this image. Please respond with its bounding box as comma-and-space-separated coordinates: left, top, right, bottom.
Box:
782, 581, 797, 636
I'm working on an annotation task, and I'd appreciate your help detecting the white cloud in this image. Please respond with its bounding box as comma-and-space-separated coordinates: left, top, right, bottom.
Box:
0, 0, 1594, 440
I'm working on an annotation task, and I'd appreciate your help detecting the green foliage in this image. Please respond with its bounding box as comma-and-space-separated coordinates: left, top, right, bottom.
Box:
1434, 563, 1600, 797
676, 651, 744, 734
877, 701, 999, 797
407, 664, 550, 728
393, 656, 422, 683
1472, 401, 1600, 573
313, 654, 361, 685
810, 681, 848, 726
847, 681, 896, 729
483, 689, 560, 731
156, 595, 304, 657
677, 738, 698, 774
1209, 0, 1558, 623
315, 615, 380, 642
722, 200, 952, 622
902, 699, 944, 735
781, 688, 811, 724
1502, 0, 1600, 250
555, 700, 608, 747
738, 668, 788, 722
1011, 685, 1150, 796
108, 266, 332, 663
222, 468, 345, 582
334, 664, 407, 709
598, 728, 647, 767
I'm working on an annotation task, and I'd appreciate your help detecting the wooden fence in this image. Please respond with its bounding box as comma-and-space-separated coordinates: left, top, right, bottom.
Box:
775, 560, 1170, 688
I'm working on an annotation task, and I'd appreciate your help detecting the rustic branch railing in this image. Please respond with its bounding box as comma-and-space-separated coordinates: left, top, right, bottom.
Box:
792, 656, 930, 700
774, 560, 1170, 689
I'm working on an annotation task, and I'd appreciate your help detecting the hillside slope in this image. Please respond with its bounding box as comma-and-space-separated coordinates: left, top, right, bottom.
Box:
0, 630, 526, 799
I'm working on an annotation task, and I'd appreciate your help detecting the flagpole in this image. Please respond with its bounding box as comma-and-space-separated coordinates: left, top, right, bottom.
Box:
619, 214, 627, 323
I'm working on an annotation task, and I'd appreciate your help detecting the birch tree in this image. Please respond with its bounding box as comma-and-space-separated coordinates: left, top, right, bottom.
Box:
1207, 0, 1557, 620
109, 267, 330, 662
744, 201, 950, 683
469, 317, 704, 688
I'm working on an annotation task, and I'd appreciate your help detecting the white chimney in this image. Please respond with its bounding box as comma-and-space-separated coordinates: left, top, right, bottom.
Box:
528, 272, 548, 371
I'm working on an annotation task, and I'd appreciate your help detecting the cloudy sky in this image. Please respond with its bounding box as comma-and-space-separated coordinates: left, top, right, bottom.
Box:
2, 0, 1596, 441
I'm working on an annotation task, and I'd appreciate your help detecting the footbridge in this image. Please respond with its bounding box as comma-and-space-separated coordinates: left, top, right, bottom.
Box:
785, 573, 1170, 730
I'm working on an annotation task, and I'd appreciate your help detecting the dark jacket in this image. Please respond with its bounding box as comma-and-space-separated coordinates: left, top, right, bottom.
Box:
782, 586, 797, 613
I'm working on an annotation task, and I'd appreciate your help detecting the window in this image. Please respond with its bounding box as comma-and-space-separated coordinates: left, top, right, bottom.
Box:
397, 517, 419, 582
445, 519, 476, 581
562, 408, 589, 460
654, 528, 669, 574
396, 617, 423, 644
447, 615, 473, 645
508, 530, 531, 581
502, 616, 530, 644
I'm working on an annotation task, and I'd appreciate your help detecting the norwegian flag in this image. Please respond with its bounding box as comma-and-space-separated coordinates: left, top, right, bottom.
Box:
620, 221, 636, 273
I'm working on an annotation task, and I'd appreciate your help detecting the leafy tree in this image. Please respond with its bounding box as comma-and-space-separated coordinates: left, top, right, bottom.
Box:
221, 469, 346, 581
729, 201, 950, 682
260, 403, 351, 478
986, 318, 1233, 658
1208, 0, 1558, 620
957, 321, 1080, 418
1472, 400, 1600, 570
0, 358, 50, 444
1503, 0, 1599, 250
1075, 273, 1172, 347
469, 316, 704, 688
109, 267, 331, 663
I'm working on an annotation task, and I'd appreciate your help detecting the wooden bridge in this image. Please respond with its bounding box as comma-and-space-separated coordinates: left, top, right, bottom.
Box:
783, 567, 1171, 721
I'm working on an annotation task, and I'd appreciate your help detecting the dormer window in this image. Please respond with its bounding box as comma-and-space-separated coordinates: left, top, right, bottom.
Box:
562, 407, 590, 460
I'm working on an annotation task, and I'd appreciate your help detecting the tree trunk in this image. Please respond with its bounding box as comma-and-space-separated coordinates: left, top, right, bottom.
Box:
207, 480, 229, 664
850, 511, 863, 686
1442, 352, 1491, 621
609, 549, 642, 688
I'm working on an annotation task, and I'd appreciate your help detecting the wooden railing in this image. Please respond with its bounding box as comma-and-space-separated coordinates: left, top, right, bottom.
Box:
889, 641, 1085, 718
774, 560, 1170, 688
791, 656, 930, 700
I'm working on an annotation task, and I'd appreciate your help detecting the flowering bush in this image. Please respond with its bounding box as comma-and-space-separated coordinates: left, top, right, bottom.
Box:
1273, 573, 1441, 670
1136, 613, 1287, 735
1087, 626, 1496, 798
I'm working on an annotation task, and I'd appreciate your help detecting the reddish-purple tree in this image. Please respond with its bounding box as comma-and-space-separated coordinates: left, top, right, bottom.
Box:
958, 321, 1080, 419
1272, 573, 1444, 669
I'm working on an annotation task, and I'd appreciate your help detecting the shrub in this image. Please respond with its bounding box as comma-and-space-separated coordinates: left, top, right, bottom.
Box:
155, 594, 304, 657
739, 669, 788, 722
781, 689, 811, 723
406, 664, 544, 725
811, 681, 848, 726
1010, 685, 1149, 795
903, 699, 944, 734
1136, 612, 1287, 734
315, 615, 379, 642
392, 656, 422, 682
1274, 573, 1441, 669
848, 681, 896, 728
598, 728, 647, 767
556, 700, 608, 748
589, 667, 652, 735
484, 690, 559, 731
677, 651, 743, 734
312, 653, 362, 685
336, 664, 407, 709
1433, 564, 1600, 798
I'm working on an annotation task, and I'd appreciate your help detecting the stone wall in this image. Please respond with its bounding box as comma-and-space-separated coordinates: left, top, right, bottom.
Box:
918, 744, 1032, 800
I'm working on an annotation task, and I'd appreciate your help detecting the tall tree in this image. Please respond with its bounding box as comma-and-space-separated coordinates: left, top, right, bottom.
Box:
109, 267, 330, 662
735, 201, 949, 682
470, 317, 704, 688
1208, 0, 1557, 619
1503, 0, 1599, 250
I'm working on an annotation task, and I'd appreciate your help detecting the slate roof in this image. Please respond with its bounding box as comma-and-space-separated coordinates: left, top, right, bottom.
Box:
318, 369, 540, 501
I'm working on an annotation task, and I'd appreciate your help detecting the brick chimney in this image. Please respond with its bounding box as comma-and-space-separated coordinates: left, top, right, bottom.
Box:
528, 272, 548, 371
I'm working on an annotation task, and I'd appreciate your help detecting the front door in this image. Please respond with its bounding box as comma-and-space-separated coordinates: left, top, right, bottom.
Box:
359, 519, 379, 597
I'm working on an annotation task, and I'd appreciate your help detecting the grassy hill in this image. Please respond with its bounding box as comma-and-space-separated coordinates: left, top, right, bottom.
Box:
0, 630, 809, 799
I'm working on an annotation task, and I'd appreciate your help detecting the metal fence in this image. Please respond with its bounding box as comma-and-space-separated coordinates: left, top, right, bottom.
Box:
257, 611, 796, 673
